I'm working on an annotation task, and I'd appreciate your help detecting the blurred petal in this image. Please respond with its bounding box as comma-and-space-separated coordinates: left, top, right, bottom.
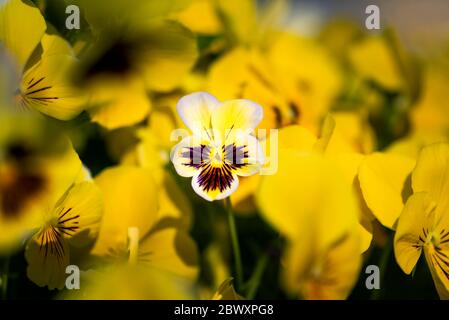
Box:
412, 143, 449, 213
88, 79, 151, 129
359, 153, 415, 229
92, 166, 159, 256
25, 228, 70, 290
139, 228, 198, 280
0, 0, 46, 70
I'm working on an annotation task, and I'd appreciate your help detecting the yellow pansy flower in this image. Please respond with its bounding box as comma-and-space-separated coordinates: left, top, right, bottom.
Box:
0, 113, 83, 252
92, 166, 198, 280
25, 181, 103, 289
207, 34, 342, 134
0, 0, 86, 120
394, 143, 449, 299
285, 229, 362, 300
74, 0, 197, 129
171, 92, 264, 201
257, 149, 361, 299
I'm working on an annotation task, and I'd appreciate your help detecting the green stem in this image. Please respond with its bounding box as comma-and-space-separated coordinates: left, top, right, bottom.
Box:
225, 197, 243, 291
371, 235, 393, 300
246, 253, 269, 300
1, 256, 10, 300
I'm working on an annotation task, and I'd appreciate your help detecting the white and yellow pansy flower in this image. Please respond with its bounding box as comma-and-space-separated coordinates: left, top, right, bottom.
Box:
171, 92, 264, 201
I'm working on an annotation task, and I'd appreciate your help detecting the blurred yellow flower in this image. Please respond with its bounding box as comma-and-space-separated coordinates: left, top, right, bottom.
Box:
64, 264, 195, 300
207, 33, 342, 134
0, 0, 86, 120
257, 149, 361, 299
92, 166, 198, 280
394, 143, 449, 299
25, 181, 103, 289
172, 92, 264, 201
348, 35, 403, 91
285, 229, 361, 300
74, 0, 198, 129
0, 113, 83, 252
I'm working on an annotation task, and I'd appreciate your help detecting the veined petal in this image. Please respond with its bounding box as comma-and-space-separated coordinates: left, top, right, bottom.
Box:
412, 143, 449, 214
20, 54, 87, 120
52, 181, 103, 247
227, 134, 264, 177
394, 192, 436, 274
25, 228, 70, 290
211, 99, 263, 143
176, 92, 220, 138
192, 167, 239, 202
424, 247, 449, 300
171, 135, 207, 178
0, 0, 46, 70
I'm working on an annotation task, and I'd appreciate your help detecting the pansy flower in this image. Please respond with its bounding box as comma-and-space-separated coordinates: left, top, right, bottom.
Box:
0, 113, 83, 252
0, 0, 86, 120
171, 92, 264, 201
394, 143, 449, 299
25, 181, 103, 289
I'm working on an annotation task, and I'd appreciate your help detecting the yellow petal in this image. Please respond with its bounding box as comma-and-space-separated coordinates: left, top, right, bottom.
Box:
92, 166, 159, 256
174, 0, 222, 35
358, 152, 415, 229
88, 79, 151, 129
176, 92, 220, 138
348, 36, 403, 91
277, 125, 317, 152
267, 33, 342, 131
206, 47, 285, 131
257, 150, 359, 251
139, 227, 198, 280
216, 0, 257, 45
52, 181, 103, 247
287, 231, 362, 300
138, 20, 198, 92
40, 33, 73, 57
424, 247, 449, 300
63, 264, 195, 300
20, 54, 87, 120
0, 0, 46, 70
394, 192, 435, 274
211, 99, 263, 143
412, 143, 449, 213
25, 228, 70, 290
157, 173, 192, 229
